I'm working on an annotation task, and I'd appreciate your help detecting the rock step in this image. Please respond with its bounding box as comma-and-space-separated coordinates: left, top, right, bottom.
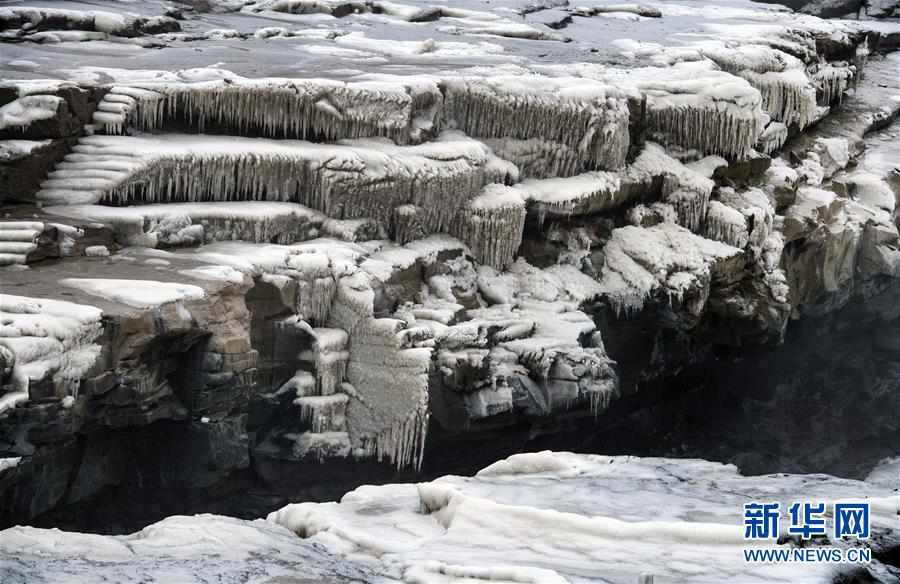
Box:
0, 229, 42, 242
294, 394, 349, 433
0, 222, 46, 265
0, 253, 27, 266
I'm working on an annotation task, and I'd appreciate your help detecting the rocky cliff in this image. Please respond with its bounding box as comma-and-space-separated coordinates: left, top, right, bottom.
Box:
0, 0, 898, 543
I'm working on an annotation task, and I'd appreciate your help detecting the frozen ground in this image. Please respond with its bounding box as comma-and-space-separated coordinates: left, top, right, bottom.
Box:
1, 452, 899, 583
0, 0, 894, 81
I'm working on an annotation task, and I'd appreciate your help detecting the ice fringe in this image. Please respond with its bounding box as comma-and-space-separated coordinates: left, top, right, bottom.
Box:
37, 133, 514, 237
812, 63, 856, 106
0, 295, 104, 411
450, 185, 526, 270
440, 76, 630, 171
95, 79, 442, 144
299, 328, 349, 395
328, 272, 431, 470
513, 171, 621, 224
756, 122, 788, 155
701, 44, 817, 129
598, 223, 741, 315
295, 394, 348, 433
704, 200, 749, 248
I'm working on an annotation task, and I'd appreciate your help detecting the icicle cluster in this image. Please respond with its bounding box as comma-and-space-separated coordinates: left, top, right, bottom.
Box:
392, 205, 427, 245
812, 63, 856, 106
105, 79, 441, 143
740, 70, 817, 129
665, 188, 710, 233
645, 104, 762, 160
357, 407, 430, 471
441, 77, 630, 171
704, 200, 749, 248
299, 328, 349, 395
40, 135, 508, 236
756, 122, 788, 155
702, 44, 816, 129
451, 185, 526, 270
295, 394, 349, 433
328, 272, 432, 470
484, 138, 582, 179
283, 250, 338, 325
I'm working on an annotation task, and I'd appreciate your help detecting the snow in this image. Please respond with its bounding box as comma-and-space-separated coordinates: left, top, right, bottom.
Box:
0, 139, 51, 162
0, 514, 375, 583
37, 133, 511, 238
267, 451, 900, 584
0, 95, 61, 131
0, 295, 103, 405
60, 278, 206, 308
451, 184, 526, 269
0, 457, 21, 473
598, 223, 741, 314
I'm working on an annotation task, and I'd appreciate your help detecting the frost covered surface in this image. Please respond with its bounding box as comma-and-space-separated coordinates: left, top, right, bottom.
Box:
36, 133, 514, 237
0, 95, 61, 131
0, 294, 103, 407
93, 77, 443, 142
0, 514, 379, 584
60, 278, 206, 308
268, 451, 900, 584
598, 223, 741, 314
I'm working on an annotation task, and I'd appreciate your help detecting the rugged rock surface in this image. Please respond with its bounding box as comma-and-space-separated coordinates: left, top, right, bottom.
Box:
0, 3, 898, 566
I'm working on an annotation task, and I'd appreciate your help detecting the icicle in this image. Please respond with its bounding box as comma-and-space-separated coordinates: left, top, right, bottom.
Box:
756, 121, 788, 155
645, 104, 763, 160
440, 77, 630, 171
114, 78, 442, 143
704, 200, 749, 248
664, 188, 709, 233
450, 185, 526, 270
392, 205, 427, 244
740, 69, 817, 129
811, 63, 856, 106
295, 394, 349, 433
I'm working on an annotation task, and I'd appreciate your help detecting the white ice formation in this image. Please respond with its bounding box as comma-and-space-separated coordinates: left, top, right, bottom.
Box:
94, 78, 443, 143
36, 133, 515, 238
267, 451, 900, 584
0, 295, 103, 409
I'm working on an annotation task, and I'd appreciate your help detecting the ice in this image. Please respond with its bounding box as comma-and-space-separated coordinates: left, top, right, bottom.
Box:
598, 223, 741, 314
450, 184, 526, 270
37, 134, 511, 238
0, 295, 103, 404
0, 513, 375, 583
0, 457, 21, 473
0, 95, 61, 131
440, 75, 630, 171
268, 451, 900, 584
95, 77, 442, 143
515, 171, 621, 222
0, 139, 51, 162
60, 278, 206, 308
45, 202, 331, 247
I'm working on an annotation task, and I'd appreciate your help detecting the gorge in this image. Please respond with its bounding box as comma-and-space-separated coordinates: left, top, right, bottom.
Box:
0, 0, 899, 582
